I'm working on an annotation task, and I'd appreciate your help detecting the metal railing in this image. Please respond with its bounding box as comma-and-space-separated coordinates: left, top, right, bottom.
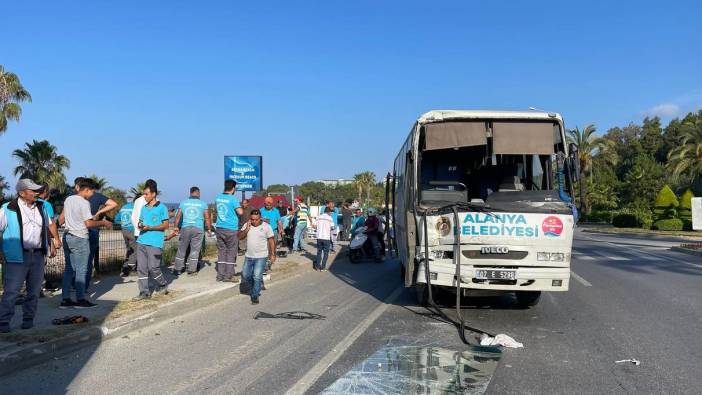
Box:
42, 229, 216, 281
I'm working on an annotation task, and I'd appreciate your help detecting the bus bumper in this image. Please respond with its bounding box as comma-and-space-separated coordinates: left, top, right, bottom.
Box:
417, 265, 570, 292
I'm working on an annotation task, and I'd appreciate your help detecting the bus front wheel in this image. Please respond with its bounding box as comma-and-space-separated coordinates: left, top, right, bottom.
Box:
515, 291, 541, 308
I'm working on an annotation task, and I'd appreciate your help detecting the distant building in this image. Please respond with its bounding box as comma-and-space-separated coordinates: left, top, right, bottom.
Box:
319, 178, 354, 187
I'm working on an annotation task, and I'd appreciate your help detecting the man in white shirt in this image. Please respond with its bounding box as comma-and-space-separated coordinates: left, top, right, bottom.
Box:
238, 209, 275, 305
314, 207, 334, 271
0, 179, 58, 333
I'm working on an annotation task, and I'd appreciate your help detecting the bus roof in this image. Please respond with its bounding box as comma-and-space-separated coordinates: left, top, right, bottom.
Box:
416, 110, 564, 125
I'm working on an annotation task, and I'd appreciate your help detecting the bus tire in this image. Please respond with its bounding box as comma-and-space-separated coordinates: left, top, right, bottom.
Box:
515, 291, 541, 308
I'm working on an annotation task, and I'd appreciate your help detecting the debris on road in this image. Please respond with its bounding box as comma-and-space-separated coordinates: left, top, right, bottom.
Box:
615, 359, 641, 366
479, 333, 524, 348
253, 311, 326, 320
51, 315, 89, 325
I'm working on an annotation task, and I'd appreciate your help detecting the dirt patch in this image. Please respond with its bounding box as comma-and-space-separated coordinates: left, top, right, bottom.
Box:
108, 290, 180, 320
0, 324, 88, 347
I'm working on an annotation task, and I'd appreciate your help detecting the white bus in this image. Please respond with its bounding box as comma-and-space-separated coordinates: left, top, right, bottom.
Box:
390, 110, 578, 307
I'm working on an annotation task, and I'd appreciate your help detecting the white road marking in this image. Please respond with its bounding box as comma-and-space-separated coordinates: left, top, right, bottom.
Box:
286, 286, 404, 395
582, 235, 702, 269
574, 254, 595, 261
592, 250, 630, 261
570, 271, 592, 287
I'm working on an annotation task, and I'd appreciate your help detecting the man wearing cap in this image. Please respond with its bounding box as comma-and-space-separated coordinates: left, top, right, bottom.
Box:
172, 186, 212, 276
214, 180, 244, 282
0, 179, 59, 333
291, 196, 310, 253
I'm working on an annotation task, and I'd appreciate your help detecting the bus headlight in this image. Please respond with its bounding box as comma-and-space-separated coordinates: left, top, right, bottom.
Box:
537, 252, 565, 262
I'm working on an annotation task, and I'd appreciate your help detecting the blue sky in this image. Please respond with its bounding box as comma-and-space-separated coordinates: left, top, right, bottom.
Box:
2, 0, 700, 202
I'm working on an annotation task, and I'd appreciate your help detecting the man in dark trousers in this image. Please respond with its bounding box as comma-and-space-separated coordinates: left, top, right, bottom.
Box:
341, 202, 353, 241
115, 197, 137, 276
0, 179, 59, 333
214, 180, 244, 282
172, 186, 212, 276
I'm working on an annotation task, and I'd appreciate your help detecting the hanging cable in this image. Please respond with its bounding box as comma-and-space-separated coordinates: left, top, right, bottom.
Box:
421, 208, 495, 345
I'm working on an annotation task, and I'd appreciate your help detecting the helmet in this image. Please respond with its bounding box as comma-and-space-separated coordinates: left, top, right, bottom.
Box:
366, 207, 377, 216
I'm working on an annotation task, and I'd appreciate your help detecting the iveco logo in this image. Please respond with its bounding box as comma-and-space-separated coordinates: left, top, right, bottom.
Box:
481, 246, 509, 254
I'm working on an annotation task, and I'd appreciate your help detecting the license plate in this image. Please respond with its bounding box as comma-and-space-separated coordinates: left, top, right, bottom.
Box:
475, 270, 516, 280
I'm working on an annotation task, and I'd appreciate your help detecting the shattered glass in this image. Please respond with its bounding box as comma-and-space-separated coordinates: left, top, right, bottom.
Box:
322, 341, 502, 394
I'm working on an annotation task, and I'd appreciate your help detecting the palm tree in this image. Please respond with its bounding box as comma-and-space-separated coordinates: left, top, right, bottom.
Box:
0, 65, 32, 134
353, 173, 364, 202
352, 171, 377, 204
0, 174, 9, 202
12, 139, 71, 192
363, 171, 377, 203
129, 182, 146, 198
86, 174, 109, 190
668, 117, 702, 186
567, 125, 616, 215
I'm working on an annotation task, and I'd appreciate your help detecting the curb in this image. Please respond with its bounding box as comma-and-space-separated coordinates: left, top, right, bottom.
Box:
670, 246, 702, 257
581, 228, 701, 241
0, 260, 308, 376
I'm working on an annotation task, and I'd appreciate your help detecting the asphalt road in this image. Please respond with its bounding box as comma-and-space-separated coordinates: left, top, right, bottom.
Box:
1, 231, 700, 394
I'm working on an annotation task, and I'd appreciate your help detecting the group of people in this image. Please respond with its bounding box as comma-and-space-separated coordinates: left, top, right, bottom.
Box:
114, 179, 278, 304
0, 175, 384, 332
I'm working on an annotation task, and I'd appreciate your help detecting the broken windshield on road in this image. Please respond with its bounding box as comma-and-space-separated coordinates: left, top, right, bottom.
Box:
322, 341, 502, 394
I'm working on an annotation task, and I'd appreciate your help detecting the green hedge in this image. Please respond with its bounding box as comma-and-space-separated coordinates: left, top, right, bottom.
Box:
682, 219, 693, 231
653, 185, 679, 221
612, 207, 653, 229
653, 218, 684, 231
612, 213, 639, 228
585, 210, 614, 223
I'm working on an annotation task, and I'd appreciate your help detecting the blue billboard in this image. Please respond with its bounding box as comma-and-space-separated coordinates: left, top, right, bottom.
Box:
224, 156, 263, 192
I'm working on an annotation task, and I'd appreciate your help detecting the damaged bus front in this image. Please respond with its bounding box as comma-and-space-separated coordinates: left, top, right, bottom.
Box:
390, 110, 578, 307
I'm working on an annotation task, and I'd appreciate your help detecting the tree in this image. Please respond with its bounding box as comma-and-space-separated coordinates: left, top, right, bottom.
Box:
353, 171, 377, 204
667, 115, 702, 188
567, 125, 616, 215
12, 139, 71, 192
641, 117, 665, 161
0, 174, 9, 203
129, 182, 146, 198
619, 154, 665, 209
0, 65, 32, 135
298, 181, 326, 204
679, 188, 694, 230
86, 174, 109, 190
653, 185, 679, 221
102, 187, 127, 220
352, 173, 364, 201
